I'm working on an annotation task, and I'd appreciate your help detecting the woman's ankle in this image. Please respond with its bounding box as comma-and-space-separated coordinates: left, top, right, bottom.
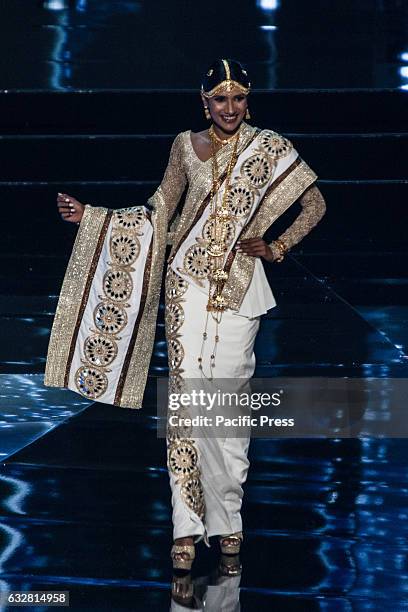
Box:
174, 536, 194, 545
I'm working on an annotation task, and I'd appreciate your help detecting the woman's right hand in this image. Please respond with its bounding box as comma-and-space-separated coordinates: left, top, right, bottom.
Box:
57, 193, 85, 224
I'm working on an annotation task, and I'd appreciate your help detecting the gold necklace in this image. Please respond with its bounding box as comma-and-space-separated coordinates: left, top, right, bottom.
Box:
197, 125, 240, 379
208, 126, 240, 301
208, 124, 238, 146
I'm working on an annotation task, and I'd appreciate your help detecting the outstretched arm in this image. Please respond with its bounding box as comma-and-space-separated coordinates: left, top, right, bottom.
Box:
150, 133, 187, 223
57, 134, 187, 226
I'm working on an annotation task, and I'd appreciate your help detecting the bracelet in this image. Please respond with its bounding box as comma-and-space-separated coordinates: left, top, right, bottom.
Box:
272, 238, 288, 263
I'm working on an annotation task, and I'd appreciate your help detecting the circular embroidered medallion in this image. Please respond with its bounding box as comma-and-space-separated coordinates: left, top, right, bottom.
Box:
183, 245, 210, 278
110, 234, 140, 266
181, 477, 205, 518
94, 302, 127, 334
259, 131, 292, 158
242, 153, 273, 188
103, 270, 133, 302
115, 207, 145, 230
165, 300, 185, 333
168, 441, 198, 476
167, 405, 193, 439
75, 366, 108, 399
168, 337, 185, 371
225, 183, 254, 217
84, 335, 118, 367
165, 269, 188, 299
202, 217, 236, 246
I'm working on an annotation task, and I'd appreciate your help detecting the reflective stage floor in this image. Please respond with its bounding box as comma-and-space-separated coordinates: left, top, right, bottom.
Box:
1, 0, 408, 609
1, 253, 408, 610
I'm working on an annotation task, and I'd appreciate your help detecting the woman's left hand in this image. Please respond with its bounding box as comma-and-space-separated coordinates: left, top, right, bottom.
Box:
235, 237, 274, 262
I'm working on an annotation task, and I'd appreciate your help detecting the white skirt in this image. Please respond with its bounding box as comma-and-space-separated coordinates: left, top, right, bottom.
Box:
165, 269, 260, 541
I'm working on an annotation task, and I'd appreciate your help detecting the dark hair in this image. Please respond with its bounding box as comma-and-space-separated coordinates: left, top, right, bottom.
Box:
201, 58, 250, 92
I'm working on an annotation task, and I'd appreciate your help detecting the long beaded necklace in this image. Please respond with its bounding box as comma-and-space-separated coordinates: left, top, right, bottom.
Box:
197, 124, 241, 380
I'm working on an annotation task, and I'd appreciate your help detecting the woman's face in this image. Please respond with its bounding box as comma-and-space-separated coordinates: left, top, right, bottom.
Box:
203, 87, 248, 133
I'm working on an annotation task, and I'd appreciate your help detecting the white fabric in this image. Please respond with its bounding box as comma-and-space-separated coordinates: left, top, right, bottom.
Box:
168, 279, 260, 541
171, 574, 241, 611
68, 210, 153, 404
236, 257, 276, 318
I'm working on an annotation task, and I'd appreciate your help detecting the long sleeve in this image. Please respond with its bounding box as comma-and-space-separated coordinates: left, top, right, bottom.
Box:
149, 133, 187, 224
268, 184, 326, 260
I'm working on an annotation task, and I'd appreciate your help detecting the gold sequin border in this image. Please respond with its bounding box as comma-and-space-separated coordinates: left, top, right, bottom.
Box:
73, 209, 148, 401
223, 159, 318, 311
118, 191, 169, 408
44, 205, 111, 389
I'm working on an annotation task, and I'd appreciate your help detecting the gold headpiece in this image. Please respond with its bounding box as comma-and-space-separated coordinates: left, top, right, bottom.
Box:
201, 59, 251, 98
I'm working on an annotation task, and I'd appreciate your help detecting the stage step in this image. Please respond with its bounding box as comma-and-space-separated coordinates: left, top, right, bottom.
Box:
0, 181, 406, 257
0, 90, 407, 134
0, 132, 406, 181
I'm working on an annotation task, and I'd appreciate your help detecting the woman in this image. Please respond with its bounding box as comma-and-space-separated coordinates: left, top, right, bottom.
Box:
46, 58, 326, 571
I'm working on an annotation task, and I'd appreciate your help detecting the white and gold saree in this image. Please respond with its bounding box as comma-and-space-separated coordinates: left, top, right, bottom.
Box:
44, 123, 324, 540
45, 123, 320, 408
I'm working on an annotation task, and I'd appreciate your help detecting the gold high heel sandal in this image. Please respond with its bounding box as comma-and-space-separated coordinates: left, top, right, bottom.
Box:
219, 531, 243, 555
171, 573, 194, 604
171, 543, 195, 571
218, 554, 242, 577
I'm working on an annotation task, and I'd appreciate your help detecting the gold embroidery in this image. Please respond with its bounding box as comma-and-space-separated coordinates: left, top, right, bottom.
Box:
171, 129, 278, 311
169, 123, 258, 259
223, 160, 318, 311
84, 335, 118, 367
74, 366, 109, 399
103, 269, 133, 302
169, 440, 198, 476
118, 191, 168, 408
222, 59, 231, 81
225, 183, 254, 217
168, 337, 185, 371
165, 268, 188, 388
110, 234, 141, 266
165, 300, 185, 333
180, 244, 211, 283
115, 207, 146, 230
259, 130, 292, 158
94, 302, 128, 335
181, 477, 205, 518
241, 152, 275, 188
165, 268, 205, 521
74, 208, 147, 399
44, 205, 110, 388
269, 183, 326, 253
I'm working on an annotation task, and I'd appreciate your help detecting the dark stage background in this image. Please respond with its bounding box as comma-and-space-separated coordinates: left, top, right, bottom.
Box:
0, 1, 407, 610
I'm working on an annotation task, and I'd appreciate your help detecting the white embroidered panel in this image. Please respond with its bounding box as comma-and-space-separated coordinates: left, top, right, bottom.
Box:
67, 207, 153, 404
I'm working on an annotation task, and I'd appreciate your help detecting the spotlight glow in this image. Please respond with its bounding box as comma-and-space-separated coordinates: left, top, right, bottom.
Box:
257, 0, 279, 10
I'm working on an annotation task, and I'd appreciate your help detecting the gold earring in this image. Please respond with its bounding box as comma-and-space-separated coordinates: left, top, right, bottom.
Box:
245, 108, 251, 120
204, 107, 211, 120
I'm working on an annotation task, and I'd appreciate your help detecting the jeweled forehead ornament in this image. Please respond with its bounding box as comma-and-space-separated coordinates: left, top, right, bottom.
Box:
201, 59, 251, 98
